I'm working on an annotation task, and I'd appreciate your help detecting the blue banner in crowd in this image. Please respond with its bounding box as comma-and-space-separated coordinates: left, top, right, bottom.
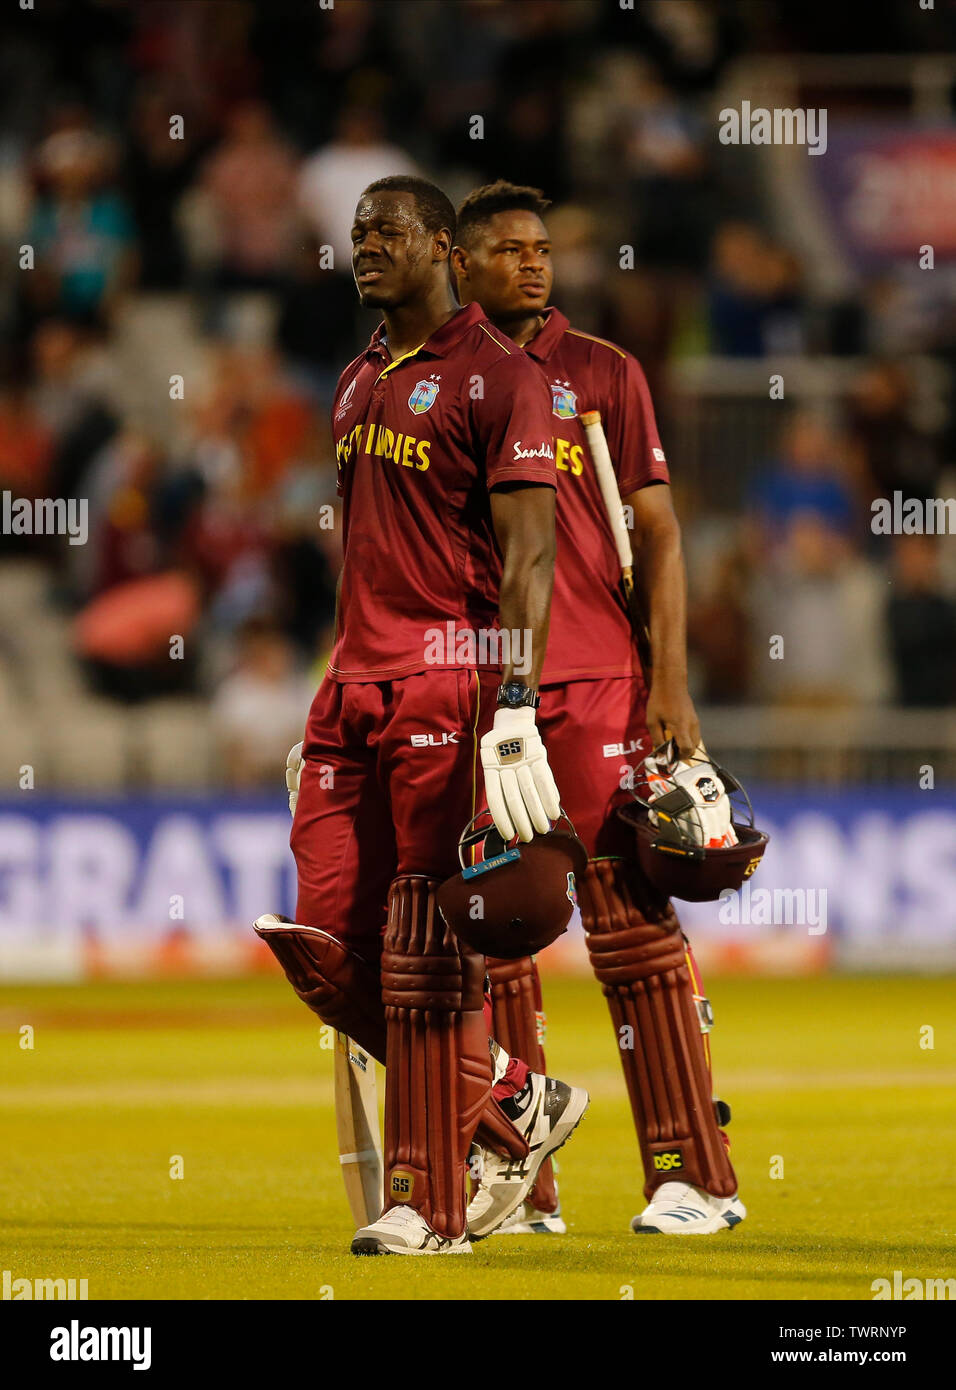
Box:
0, 788, 954, 971
676, 785, 956, 966
0, 797, 298, 955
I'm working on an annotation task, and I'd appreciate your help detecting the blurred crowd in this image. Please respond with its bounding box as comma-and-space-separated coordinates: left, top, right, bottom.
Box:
0, 0, 954, 786
687, 395, 956, 708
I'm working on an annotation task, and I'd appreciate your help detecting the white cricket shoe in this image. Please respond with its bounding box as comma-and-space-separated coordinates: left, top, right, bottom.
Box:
467, 1073, 589, 1238
495, 1199, 567, 1235
351, 1204, 472, 1256
630, 1181, 746, 1235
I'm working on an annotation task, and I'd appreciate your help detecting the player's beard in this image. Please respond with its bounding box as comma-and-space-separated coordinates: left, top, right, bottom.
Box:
356, 282, 392, 308
358, 262, 430, 312
494, 303, 548, 342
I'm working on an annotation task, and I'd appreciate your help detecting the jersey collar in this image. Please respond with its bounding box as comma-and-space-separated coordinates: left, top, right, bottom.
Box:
367, 301, 486, 364
522, 307, 570, 364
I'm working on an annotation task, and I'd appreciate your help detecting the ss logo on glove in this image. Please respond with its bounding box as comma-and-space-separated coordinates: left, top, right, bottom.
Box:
480, 707, 561, 843
495, 739, 523, 762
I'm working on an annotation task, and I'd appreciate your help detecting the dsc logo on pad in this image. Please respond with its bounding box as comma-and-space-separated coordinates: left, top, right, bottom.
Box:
653, 1151, 684, 1173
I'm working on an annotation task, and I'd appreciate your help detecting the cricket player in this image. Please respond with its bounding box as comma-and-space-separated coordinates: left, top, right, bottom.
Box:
257, 176, 588, 1256
453, 181, 745, 1236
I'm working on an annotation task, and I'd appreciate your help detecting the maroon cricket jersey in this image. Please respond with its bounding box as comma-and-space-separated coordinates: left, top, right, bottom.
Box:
328, 301, 556, 682
523, 308, 670, 685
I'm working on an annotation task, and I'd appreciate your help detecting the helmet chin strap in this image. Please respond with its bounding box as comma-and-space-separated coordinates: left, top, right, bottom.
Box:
456, 807, 581, 871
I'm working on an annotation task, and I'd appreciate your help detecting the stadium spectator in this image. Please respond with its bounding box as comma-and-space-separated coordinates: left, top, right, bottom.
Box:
82, 428, 164, 597
200, 100, 300, 291
297, 106, 417, 272
276, 231, 360, 397
28, 318, 120, 532
747, 410, 856, 551
749, 514, 891, 707
620, 61, 714, 273
26, 127, 137, 325
847, 361, 943, 503
212, 617, 313, 788
173, 381, 271, 623
707, 221, 804, 356
544, 204, 610, 339
238, 345, 314, 500
0, 374, 53, 497
687, 540, 753, 704
123, 82, 205, 291
886, 536, 956, 707
74, 568, 201, 702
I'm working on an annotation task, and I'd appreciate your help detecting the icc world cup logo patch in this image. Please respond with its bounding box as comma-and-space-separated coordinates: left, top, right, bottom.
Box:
566, 871, 578, 907
408, 375, 441, 414
551, 381, 577, 419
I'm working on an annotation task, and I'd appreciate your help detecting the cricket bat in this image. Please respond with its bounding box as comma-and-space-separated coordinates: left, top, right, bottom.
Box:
333, 1032, 383, 1228
581, 409, 708, 764
580, 409, 653, 673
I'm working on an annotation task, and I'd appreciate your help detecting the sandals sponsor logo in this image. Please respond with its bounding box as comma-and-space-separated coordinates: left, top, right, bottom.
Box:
512, 440, 554, 462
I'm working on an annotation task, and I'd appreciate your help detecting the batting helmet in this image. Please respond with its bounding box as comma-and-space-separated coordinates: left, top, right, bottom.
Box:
618, 742, 769, 903
437, 809, 588, 959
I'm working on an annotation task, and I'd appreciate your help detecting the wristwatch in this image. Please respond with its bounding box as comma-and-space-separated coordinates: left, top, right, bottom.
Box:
496, 681, 540, 710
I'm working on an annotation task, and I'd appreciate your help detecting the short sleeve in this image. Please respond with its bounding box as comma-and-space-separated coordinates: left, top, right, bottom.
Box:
331, 364, 362, 497
471, 354, 557, 491
606, 353, 670, 495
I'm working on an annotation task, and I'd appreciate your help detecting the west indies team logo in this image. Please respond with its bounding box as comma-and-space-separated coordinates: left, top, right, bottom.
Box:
408, 374, 441, 414
550, 380, 577, 419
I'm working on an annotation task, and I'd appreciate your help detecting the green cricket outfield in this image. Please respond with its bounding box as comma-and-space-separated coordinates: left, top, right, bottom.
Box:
1, 973, 953, 1301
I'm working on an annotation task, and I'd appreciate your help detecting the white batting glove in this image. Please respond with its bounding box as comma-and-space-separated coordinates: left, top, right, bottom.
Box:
286, 741, 303, 818
645, 745, 738, 848
480, 706, 560, 843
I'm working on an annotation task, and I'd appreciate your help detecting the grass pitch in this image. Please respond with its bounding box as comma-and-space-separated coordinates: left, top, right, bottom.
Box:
1, 972, 953, 1301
